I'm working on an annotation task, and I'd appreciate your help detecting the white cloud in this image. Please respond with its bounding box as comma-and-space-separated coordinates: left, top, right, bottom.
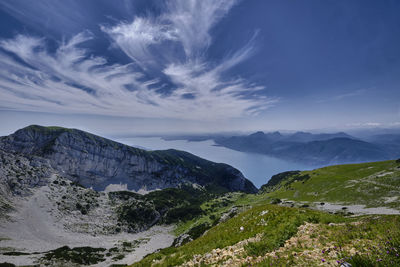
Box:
346, 122, 382, 127
0, 0, 275, 121
164, 0, 237, 56
101, 17, 178, 67
317, 89, 366, 103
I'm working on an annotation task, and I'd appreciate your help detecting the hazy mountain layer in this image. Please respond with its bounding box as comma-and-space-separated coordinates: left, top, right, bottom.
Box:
215, 131, 396, 165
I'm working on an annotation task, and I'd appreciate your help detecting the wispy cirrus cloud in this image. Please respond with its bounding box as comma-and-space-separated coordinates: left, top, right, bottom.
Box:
0, 0, 275, 120
317, 89, 366, 103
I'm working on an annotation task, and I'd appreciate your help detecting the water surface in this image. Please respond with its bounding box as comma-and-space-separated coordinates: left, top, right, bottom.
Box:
116, 137, 317, 188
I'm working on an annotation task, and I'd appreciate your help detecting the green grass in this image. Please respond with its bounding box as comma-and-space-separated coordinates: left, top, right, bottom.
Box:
129, 160, 400, 266
131, 204, 348, 267
264, 160, 400, 208
173, 192, 263, 236
24, 125, 71, 132
254, 215, 400, 266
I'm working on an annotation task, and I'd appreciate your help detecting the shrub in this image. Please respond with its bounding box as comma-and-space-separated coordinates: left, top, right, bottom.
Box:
186, 223, 211, 240
270, 198, 282, 204
2, 252, 30, 256
42, 246, 106, 265
165, 205, 203, 223
117, 202, 159, 231
112, 254, 125, 261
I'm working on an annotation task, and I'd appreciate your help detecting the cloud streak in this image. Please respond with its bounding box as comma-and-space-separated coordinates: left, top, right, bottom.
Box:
317, 89, 366, 104
0, 0, 275, 120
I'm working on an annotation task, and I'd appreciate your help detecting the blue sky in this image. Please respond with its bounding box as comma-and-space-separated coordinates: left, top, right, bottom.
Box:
0, 0, 399, 136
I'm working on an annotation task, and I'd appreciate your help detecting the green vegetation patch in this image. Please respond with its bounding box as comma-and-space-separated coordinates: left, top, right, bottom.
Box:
263, 160, 400, 208
2, 251, 30, 256
111, 185, 214, 232
41, 246, 106, 265
253, 215, 400, 266
131, 204, 347, 266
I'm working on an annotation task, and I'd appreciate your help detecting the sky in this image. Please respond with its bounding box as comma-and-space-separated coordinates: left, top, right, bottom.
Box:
0, 0, 399, 137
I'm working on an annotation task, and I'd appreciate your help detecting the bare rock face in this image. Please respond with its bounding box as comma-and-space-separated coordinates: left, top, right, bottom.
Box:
0, 149, 53, 196
0, 125, 257, 193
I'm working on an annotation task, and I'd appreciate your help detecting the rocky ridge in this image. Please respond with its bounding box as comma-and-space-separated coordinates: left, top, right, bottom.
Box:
0, 125, 257, 193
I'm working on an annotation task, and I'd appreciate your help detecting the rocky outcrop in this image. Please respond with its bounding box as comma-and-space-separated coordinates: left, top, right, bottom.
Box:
0, 125, 257, 193
0, 148, 58, 219
0, 148, 54, 196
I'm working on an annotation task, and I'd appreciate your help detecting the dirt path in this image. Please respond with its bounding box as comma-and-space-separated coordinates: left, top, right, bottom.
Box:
313, 202, 400, 215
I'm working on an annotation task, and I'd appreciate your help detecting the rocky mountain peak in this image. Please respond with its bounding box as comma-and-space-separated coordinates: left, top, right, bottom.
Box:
0, 125, 257, 193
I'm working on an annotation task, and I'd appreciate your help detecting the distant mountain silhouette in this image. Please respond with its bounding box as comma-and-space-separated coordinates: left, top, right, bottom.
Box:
284, 131, 354, 143
215, 131, 398, 165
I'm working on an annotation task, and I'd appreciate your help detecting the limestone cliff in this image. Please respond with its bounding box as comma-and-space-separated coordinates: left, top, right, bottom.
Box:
0, 125, 257, 193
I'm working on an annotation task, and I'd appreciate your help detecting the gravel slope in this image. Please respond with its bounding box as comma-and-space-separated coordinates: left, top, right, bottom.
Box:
0, 184, 174, 266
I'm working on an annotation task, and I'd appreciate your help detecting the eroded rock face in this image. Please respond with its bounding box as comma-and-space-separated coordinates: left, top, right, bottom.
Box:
0, 149, 53, 196
0, 125, 257, 193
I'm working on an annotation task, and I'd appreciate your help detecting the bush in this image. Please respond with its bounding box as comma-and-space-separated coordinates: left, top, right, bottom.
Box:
165, 205, 203, 223
118, 202, 159, 231
42, 246, 106, 265
112, 254, 125, 261
270, 198, 282, 204
71, 181, 85, 188
186, 223, 211, 240
2, 252, 30, 256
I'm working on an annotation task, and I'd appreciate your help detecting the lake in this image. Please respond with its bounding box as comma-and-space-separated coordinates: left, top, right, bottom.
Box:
115, 137, 317, 188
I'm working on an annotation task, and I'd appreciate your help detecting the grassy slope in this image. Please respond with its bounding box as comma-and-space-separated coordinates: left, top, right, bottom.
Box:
173, 192, 261, 236
254, 215, 400, 266
132, 199, 400, 266
132, 204, 349, 267
130, 160, 400, 266
265, 160, 400, 209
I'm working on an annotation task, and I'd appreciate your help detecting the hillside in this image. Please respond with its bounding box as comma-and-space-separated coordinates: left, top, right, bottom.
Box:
261, 160, 400, 210
132, 205, 400, 266
130, 160, 400, 267
215, 131, 396, 165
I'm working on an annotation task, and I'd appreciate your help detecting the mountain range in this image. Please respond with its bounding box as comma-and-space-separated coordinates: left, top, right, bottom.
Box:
213, 131, 399, 165
1, 125, 400, 266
